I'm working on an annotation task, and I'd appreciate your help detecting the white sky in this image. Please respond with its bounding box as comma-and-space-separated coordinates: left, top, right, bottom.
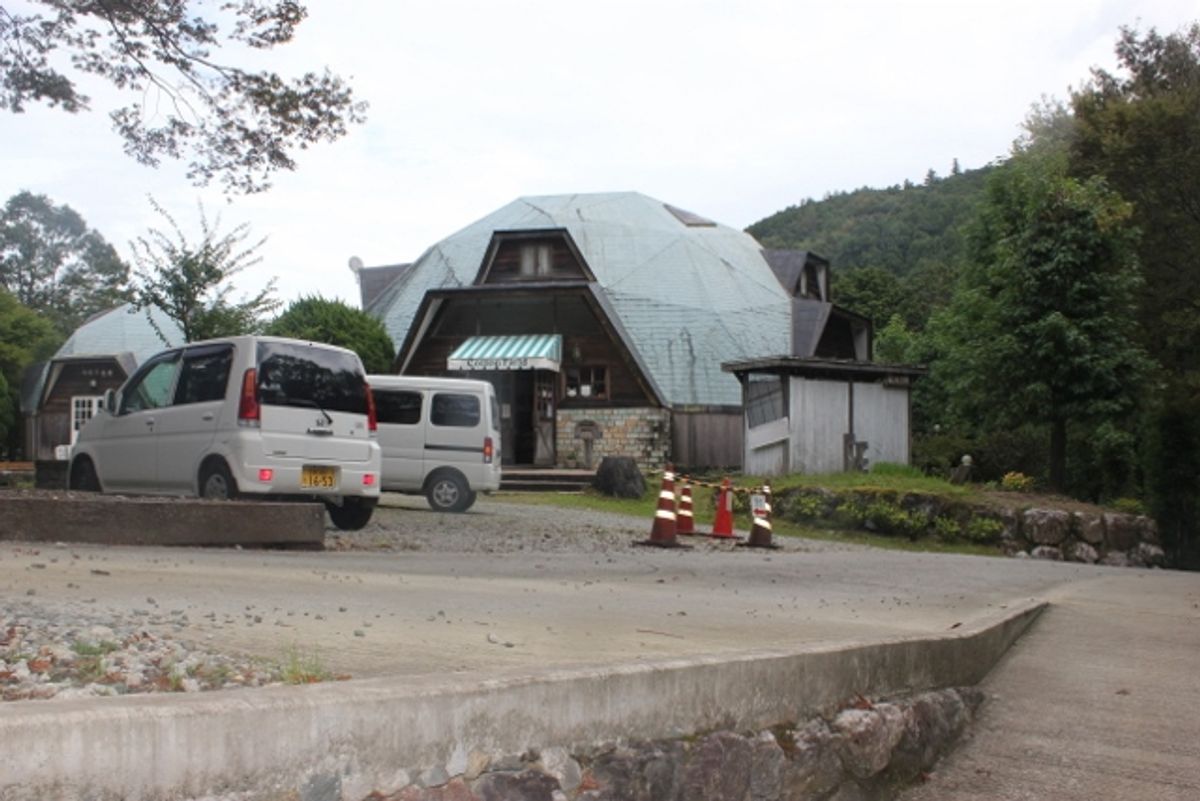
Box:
1, 0, 1195, 309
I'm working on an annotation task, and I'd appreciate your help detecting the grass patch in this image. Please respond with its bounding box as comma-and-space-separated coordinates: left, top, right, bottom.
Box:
71, 640, 119, 657
278, 646, 333, 685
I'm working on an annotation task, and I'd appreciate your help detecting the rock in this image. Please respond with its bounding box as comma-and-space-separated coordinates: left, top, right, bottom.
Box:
1135, 515, 1160, 545
464, 751, 492, 782
1064, 541, 1099, 564
1023, 509, 1072, 546
419, 765, 451, 788
1075, 514, 1105, 546
1103, 513, 1140, 551
577, 742, 682, 801
392, 778, 478, 801
472, 770, 560, 801
1030, 545, 1063, 561
592, 457, 646, 499
1101, 551, 1131, 568
749, 731, 784, 801
781, 720, 842, 801
538, 747, 581, 795
1133, 542, 1166, 568
831, 703, 906, 779
677, 731, 752, 801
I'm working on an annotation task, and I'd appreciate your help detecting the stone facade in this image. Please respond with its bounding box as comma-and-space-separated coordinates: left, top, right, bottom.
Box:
555, 408, 670, 471
362, 687, 984, 801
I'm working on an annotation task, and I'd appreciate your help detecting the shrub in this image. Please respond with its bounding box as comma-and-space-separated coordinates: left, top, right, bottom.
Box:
1110, 497, 1147, 516
964, 517, 1004, 543
933, 516, 962, 541
1000, 472, 1034, 492
785, 493, 825, 519
862, 500, 926, 540
266, 296, 396, 373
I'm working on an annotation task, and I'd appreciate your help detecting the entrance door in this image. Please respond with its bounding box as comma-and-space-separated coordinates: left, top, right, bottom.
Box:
533, 370, 555, 466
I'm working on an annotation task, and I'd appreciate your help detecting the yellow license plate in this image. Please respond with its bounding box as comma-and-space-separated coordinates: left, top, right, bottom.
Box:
300, 465, 338, 489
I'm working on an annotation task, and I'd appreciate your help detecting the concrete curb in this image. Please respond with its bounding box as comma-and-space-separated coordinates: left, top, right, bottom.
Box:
0, 495, 325, 548
0, 600, 1046, 801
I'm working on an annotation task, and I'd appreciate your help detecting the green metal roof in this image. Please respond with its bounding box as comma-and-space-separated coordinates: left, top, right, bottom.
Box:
370, 192, 791, 406
448, 334, 562, 372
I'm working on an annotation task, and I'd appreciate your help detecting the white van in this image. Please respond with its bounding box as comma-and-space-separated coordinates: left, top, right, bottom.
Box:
68, 336, 382, 530
367, 375, 502, 512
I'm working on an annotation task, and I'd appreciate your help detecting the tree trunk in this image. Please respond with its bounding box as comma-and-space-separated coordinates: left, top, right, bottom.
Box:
1049, 417, 1067, 492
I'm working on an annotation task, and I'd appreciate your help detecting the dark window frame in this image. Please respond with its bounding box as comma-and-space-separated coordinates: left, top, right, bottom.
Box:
375, 389, 423, 426
431, 392, 481, 428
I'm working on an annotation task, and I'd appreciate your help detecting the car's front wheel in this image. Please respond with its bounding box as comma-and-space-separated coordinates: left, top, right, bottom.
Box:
426, 471, 472, 513
326, 497, 377, 530
199, 461, 239, 500
69, 457, 101, 492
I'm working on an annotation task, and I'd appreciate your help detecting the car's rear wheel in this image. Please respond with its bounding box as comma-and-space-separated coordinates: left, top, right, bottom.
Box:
426, 472, 471, 513
199, 461, 239, 500
69, 457, 101, 492
326, 497, 377, 530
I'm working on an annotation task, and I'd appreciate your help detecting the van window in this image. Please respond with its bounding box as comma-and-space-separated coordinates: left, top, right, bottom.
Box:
376, 390, 422, 425
121, 353, 181, 414
490, 394, 499, 430
431, 393, 480, 428
256, 341, 367, 415
175, 345, 233, 405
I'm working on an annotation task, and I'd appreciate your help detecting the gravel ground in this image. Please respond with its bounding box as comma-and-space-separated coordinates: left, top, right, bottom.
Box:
2, 492, 857, 703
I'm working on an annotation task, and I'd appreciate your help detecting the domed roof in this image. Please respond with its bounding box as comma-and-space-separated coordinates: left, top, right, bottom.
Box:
55, 303, 182, 364
371, 192, 791, 405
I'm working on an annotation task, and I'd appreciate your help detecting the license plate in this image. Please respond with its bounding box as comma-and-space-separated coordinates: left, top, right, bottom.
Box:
300, 465, 338, 489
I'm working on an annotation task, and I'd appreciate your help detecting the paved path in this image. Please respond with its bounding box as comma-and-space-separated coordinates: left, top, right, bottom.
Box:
902, 571, 1200, 801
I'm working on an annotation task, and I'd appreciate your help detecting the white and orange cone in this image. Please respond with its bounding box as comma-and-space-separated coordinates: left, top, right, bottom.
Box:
636, 464, 690, 549
741, 482, 780, 549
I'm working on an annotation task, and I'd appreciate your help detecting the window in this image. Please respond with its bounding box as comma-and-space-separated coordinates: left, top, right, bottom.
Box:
175, 346, 233, 405
746, 374, 786, 428
431, 393, 480, 428
256, 341, 368, 416
70, 396, 104, 444
565, 366, 607, 400
376, 390, 422, 425
120, 353, 181, 414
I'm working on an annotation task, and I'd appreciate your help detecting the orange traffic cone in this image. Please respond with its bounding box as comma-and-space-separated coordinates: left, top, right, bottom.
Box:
636, 465, 691, 549
709, 477, 736, 539
677, 479, 696, 535
741, 482, 780, 549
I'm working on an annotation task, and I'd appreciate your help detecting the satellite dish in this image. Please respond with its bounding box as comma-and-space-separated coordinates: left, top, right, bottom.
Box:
348, 256, 364, 275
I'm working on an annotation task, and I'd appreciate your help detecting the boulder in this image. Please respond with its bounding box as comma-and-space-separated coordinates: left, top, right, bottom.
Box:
1023, 508, 1072, 545
1133, 542, 1166, 568
472, 770, 559, 801
1101, 551, 1131, 568
831, 703, 906, 779
1103, 513, 1140, 551
592, 456, 646, 499
677, 731, 752, 801
1075, 513, 1106, 546
1064, 541, 1099, 564
1136, 515, 1160, 546
781, 720, 843, 800
1030, 545, 1063, 561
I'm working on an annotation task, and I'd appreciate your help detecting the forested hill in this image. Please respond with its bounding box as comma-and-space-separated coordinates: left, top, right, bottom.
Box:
746, 165, 994, 277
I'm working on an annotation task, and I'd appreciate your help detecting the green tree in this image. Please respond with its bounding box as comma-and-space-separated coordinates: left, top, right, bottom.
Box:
1069, 23, 1200, 388
266, 296, 395, 373
0, 1, 367, 194
0, 191, 130, 333
130, 200, 279, 343
0, 288, 61, 455
931, 162, 1149, 491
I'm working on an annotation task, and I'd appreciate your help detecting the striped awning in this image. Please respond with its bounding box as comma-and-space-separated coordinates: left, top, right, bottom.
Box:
447, 334, 562, 372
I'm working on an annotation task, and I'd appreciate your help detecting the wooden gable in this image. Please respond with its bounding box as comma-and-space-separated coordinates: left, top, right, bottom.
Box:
475, 229, 594, 285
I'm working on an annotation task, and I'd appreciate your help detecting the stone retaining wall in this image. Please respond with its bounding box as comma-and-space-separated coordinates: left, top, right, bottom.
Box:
771, 487, 1164, 568
362, 686, 984, 801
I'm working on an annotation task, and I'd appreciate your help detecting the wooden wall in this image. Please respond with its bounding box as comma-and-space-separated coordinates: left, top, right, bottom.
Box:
671, 409, 743, 470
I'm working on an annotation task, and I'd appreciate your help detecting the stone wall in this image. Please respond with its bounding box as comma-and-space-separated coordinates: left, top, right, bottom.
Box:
362, 686, 984, 801
555, 408, 670, 471
772, 487, 1165, 568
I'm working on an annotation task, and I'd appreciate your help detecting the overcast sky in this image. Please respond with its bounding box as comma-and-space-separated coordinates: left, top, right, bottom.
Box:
2, 0, 1196, 310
